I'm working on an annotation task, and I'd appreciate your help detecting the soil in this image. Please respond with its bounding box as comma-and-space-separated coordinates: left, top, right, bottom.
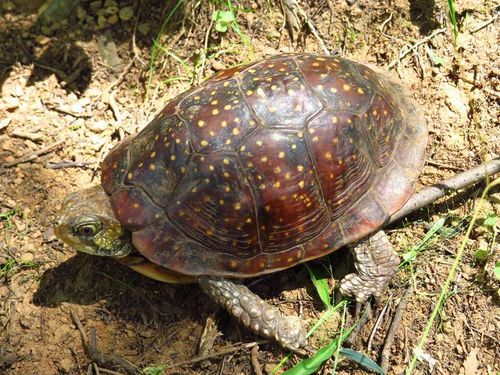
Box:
0, 0, 499, 374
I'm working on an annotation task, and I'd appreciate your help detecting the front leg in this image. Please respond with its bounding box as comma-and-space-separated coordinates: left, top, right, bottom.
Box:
198, 276, 307, 352
339, 230, 400, 303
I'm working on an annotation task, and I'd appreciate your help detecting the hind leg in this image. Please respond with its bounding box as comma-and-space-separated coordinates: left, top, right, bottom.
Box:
339, 230, 400, 304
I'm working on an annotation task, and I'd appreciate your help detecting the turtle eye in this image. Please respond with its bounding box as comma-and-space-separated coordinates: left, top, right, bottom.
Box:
75, 222, 101, 237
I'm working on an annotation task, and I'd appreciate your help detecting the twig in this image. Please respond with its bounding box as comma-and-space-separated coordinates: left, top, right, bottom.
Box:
164, 340, 268, 369
389, 157, 500, 224
367, 299, 390, 352
69, 309, 139, 375
282, 0, 301, 41
388, 28, 446, 69
293, 2, 330, 55
379, 13, 403, 42
11, 130, 44, 142
96, 368, 126, 375
1, 139, 64, 168
44, 160, 95, 169
470, 9, 500, 33
250, 345, 263, 375
380, 285, 413, 371
426, 160, 465, 172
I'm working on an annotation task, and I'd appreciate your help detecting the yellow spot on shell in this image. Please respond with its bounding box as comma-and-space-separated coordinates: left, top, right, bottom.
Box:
264, 205, 271, 212
331, 116, 338, 124
219, 199, 224, 205
343, 84, 351, 91
278, 151, 285, 159
298, 180, 305, 188
274, 166, 281, 173
211, 100, 218, 105
234, 202, 241, 210
268, 106, 277, 113
312, 62, 320, 67
297, 165, 304, 172
295, 104, 302, 111
259, 184, 266, 190
198, 120, 205, 127
240, 145, 246, 151
357, 88, 364, 94
209, 165, 215, 171
170, 155, 176, 161
256, 140, 263, 147
273, 181, 281, 188
312, 136, 319, 142
150, 151, 157, 158
246, 90, 253, 95
224, 185, 231, 192
330, 87, 337, 93
149, 164, 156, 171
127, 172, 133, 180
223, 158, 230, 165
261, 156, 268, 162
232, 128, 240, 135
206, 230, 214, 236
200, 140, 209, 146
221, 120, 228, 127
133, 203, 140, 209
212, 109, 219, 115
325, 152, 332, 160
224, 104, 232, 110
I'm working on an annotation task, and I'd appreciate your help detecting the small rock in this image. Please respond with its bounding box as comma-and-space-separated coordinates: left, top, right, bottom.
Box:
104, 0, 117, 7
1, 1, 16, 11
19, 317, 32, 329
441, 83, 469, 118
20, 252, 34, 263
70, 97, 91, 113
3, 96, 20, 111
5, 198, 17, 208
97, 14, 108, 29
118, 6, 134, 21
75, 6, 87, 20
35, 35, 51, 45
43, 227, 57, 242
88, 120, 108, 133
137, 22, 150, 35
108, 14, 119, 25
89, 0, 102, 14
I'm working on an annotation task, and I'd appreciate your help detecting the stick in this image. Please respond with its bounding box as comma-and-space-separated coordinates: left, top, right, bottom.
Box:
44, 160, 95, 169
388, 28, 446, 69
1, 139, 65, 168
470, 9, 499, 33
380, 285, 413, 371
250, 345, 263, 375
389, 157, 500, 224
69, 309, 139, 375
164, 340, 267, 369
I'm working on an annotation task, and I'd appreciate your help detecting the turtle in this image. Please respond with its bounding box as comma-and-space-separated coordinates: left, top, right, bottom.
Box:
55, 54, 427, 352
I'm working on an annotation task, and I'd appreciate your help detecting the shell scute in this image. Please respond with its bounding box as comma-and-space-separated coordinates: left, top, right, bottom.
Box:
239, 58, 322, 128
305, 110, 376, 218
125, 115, 191, 207
168, 153, 259, 256
178, 79, 259, 152
239, 128, 330, 250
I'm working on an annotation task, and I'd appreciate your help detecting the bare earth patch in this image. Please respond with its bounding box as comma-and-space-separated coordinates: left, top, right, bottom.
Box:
0, 0, 498, 374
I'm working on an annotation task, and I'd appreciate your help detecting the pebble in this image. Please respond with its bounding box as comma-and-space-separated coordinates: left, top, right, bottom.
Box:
88, 120, 108, 133
20, 252, 34, 263
442, 83, 468, 118
1, 1, 15, 11
137, 22, 150, 35
119, 6, 134, 21
3, 96, 20, 111
108, 14, 119, 25
70, 97, 91, 114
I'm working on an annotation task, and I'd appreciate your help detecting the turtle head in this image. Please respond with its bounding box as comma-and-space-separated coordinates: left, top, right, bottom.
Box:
54, 185, 133, 258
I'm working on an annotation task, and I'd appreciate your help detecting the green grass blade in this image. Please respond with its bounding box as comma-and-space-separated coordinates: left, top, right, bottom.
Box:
281, 326, 355, 375
405, 176, 500, 374
339, 348, 386, 374
400, 217, 446, 268
305, 264, 332, 308
447, 0, 459, 45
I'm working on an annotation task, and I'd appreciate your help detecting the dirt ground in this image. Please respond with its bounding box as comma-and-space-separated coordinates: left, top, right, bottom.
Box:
1, 0, 499, 374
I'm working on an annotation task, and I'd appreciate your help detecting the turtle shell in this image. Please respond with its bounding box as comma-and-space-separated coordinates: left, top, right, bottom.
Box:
101, 54, 427, 278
